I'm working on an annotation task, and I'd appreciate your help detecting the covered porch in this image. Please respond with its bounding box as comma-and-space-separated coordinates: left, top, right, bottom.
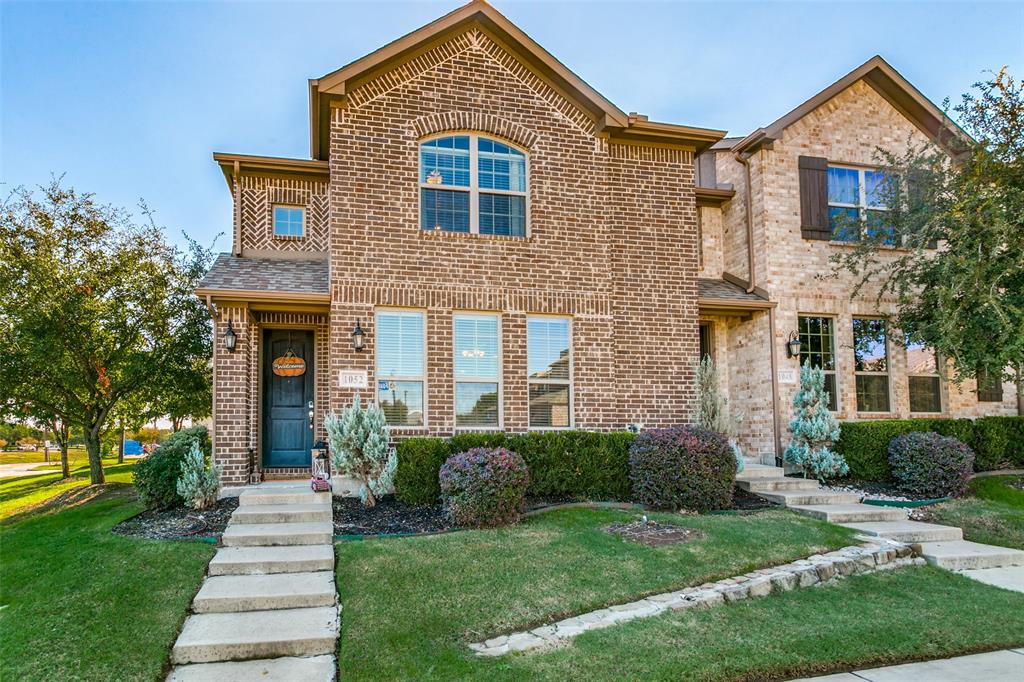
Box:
197, 255, 332, 487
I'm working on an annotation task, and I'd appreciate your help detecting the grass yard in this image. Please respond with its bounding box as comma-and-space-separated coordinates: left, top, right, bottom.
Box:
0, 446, 89, 466
0, 457, 128, 519
920, 475, 1024, 550
337, 507, 1024, 681
337, 507, 856, 679
0, 482, 214, 681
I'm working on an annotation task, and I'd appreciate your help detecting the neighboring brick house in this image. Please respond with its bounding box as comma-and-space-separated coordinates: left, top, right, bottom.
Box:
696, 56, 1020, 459
197, 1, 1018, 486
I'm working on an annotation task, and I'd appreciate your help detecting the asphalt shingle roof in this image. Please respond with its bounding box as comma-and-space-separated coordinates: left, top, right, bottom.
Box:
697, 278, 769, 303
197, 254, 329, 295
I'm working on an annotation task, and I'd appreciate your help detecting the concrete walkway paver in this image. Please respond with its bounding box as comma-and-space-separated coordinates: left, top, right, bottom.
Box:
789, 648, 1024, 681
958, 565, 1024, 593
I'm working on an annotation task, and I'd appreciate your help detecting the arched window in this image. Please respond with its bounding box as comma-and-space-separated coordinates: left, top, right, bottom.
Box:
419, 134, 528, 237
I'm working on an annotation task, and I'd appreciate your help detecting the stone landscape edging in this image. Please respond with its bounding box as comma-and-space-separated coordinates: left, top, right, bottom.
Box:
469, 537, 922, 657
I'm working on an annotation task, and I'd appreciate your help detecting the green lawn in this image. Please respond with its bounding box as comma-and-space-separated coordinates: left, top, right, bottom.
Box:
0, 483, 214, 681
0, 446, 89, 466
920, 475, 1024, 550
337, 507, 856, 679
0, 458, 128, 519
337, 508, 1024, 681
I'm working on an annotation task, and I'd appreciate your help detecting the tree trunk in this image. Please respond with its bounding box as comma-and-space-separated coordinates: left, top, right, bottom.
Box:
59, 425, 70, 479
84, 428, 105, 485
1017, 363, 1023, 417
118, 422, 125, 464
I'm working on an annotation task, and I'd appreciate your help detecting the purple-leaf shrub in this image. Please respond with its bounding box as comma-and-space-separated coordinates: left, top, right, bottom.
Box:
628, 425, 736, 512
888, 431, 974, 498
439, 447, 530, 528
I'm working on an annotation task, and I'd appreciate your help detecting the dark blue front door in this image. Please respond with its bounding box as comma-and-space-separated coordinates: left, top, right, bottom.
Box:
262, 330, 314, 468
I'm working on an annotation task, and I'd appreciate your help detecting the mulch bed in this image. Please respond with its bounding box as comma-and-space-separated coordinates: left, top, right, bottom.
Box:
732, 486, 778, 511
112, 497, 239, 540
606, 519, 706, 547
333, 495, 452, 536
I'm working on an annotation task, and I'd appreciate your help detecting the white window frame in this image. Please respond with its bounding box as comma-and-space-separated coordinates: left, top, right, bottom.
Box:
827, 164, 890, 242
907, 343, 944, 414
452, 312, 503, 431
526, 315, 573, 430
798, 314, 840, 413
852, 317, 892, 414
374, 308, 427, 429
418, 133, 530, 237
272, 204, 306, 238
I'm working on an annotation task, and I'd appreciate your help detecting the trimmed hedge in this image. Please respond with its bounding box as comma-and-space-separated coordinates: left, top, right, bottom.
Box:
889, 432, 974, 498
628, 425, 735, 512
835, 416, 1024, 481
394, 430, 634, 505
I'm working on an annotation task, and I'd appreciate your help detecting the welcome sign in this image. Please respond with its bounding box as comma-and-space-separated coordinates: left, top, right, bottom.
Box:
272, 354, 306, 377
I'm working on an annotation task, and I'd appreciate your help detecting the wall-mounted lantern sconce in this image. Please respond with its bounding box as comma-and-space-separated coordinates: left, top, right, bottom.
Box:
224, 320, 238, 353
785, 331, 802, 359
352, 319, 366, 352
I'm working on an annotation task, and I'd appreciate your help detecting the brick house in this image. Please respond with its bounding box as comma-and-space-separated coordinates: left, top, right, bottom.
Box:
196, 0, 1018, 487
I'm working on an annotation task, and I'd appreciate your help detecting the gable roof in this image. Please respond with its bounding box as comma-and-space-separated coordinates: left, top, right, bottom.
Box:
307, 0, 724, 158
728, 55, 970, 155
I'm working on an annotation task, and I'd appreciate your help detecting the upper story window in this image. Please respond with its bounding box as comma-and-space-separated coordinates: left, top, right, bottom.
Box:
852, 318, 890, 412
827, 166, 894, 244
798, 315, 838, 411
420, 134, 528, 237
273, 205, 305, 237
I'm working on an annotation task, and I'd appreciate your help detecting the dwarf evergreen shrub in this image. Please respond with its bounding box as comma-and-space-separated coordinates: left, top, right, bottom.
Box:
175, 441, 220, 510
784, 363, 848, 481
439, 447, 530, 527
628, 425, 735, 512
325, 395, 396, 507
888, 431, 975, 498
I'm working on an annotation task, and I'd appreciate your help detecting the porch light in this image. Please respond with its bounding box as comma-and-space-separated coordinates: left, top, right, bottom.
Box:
785, 331, 802, 359
223, 320, 238, 353
352, 319, 366, 352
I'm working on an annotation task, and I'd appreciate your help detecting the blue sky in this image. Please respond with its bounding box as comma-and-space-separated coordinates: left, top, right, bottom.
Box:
3, 1, 1021, 252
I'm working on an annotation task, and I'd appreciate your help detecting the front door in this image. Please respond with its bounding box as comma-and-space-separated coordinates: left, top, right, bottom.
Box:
262, 329, 314, 468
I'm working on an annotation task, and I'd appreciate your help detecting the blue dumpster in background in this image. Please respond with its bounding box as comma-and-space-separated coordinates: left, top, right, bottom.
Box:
124, 439, 144, 456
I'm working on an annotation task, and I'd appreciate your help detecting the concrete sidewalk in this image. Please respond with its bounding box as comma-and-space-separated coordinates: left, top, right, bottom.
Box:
790, 648, 1024, 681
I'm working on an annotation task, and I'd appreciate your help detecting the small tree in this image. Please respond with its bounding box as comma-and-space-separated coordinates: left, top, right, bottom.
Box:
695, 356, 745, 472
175, 440, 220, 509
784, 362, 848, 481
325, 394, 397, 507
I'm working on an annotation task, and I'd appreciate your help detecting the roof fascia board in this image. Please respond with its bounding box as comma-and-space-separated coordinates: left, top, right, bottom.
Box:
195, 287, 331, 304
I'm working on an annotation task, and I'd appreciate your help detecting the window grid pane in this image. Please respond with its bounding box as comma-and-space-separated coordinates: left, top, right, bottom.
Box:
528, 318, 570, 380
479, 194, 526, 237
420, 136, 470, 187
273, 207, 304, 237
798, 316, 838, 411
421, 188, 470, 232
376, 311, 424, 378
528, 384, 569, 428
456, 383, 499, 427
478, 139, 526, 192
909, 376, 942, 413
378, 380, 424, 427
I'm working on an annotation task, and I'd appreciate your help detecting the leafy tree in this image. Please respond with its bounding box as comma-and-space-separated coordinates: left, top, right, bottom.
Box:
0, 181, 213, 484
784, 362, 848, 481
325, 395, 397, 507
829, 68, 1024, 413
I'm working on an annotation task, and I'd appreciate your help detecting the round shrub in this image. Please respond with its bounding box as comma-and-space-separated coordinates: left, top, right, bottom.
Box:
133, 426, 210, 508
888, 431, 974, 498
628, 425, 736, 512
439, 447, 529, 528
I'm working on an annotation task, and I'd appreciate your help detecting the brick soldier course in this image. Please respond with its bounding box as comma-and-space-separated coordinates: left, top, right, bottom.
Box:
196, 0, 1018, 487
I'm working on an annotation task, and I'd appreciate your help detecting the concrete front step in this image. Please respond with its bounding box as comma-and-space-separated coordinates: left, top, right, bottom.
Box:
221, 522, 334, 547
209, 545, 336, 576
841, 520, 963, 543
239, 486, 330, 507
737, 477, 821, 493
171, 606, 340, 664
193, 571, 337, 613
167, 655, 336, 682
917, 539, 1024, 571
788, 503, 905, 523
736, 464, 787, 480
231, 503, 332, 525
757, 489, 862, 506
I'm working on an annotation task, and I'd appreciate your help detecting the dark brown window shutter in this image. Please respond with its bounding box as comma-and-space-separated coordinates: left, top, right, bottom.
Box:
798, 156, 830, 240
